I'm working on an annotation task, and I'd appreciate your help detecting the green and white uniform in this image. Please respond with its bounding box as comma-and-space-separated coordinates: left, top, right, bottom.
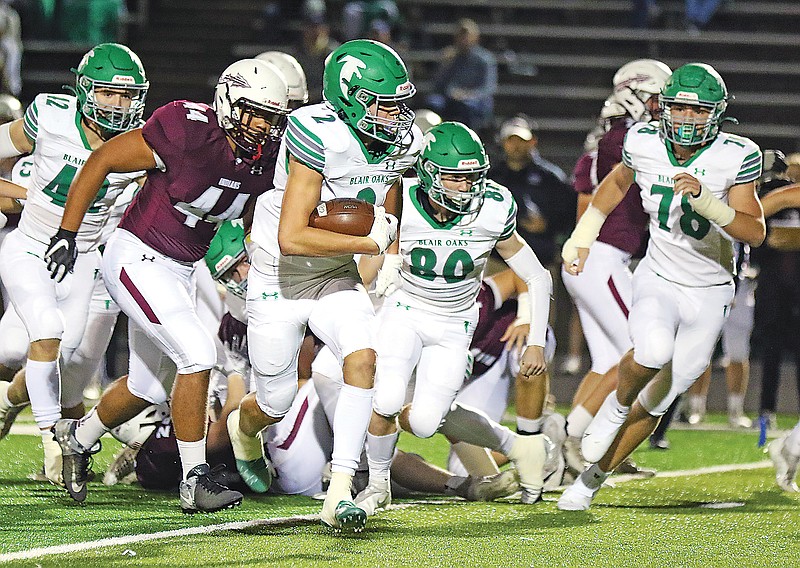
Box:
623, 122, 761, 286
250, 103, 422, 295
622, 122, 761, 415
17, 93, 142, 253
371, 178, 517, 433
246, 102, 422, 419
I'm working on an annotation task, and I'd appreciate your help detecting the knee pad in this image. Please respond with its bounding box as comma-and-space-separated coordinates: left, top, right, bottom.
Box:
372, 375, 406, 419
127, 373, 169, 406
255, 373, 298, 418
407, 404, 445, 439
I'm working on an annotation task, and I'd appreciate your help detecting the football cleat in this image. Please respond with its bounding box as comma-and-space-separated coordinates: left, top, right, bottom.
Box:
320, 499, 367, 533
557, 475, 600, 511
103, 445, 140, 486
615, 457, 656, 478
769, 435, 800, 493
227, 409, 273, 493
52, 419, 101, 502
581, 393, 629, 463
354, 479, 392, 516
507, 433, 547, 504
0, 381, 27, 441
464, 470, 520, 501
563, 435, 587, 475
728, 413, 753, 429
42, 434, 64, 486
179, 463, 243, 514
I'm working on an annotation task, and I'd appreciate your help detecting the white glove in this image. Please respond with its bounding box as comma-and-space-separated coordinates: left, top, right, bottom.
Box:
374, 253, 402, 297
367, 205, 398, 254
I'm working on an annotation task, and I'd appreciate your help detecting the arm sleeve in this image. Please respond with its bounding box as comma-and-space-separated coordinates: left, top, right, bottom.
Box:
735, 148, 762, 184
503, 243, 552, 347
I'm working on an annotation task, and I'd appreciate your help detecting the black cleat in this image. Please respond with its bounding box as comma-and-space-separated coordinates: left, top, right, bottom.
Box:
179, 464, 243, 514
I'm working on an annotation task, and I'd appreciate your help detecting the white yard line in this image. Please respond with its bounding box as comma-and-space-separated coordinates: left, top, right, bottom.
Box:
0, 462, 775, 562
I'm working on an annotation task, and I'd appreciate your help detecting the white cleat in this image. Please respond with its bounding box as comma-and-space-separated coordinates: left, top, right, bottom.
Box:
581, 393, 629, 464
103, 445, 140, 486
557, 475, 600, 511
464, 470, 520, 501
508, 434, 547, 504
320, 472, 367, 533
42, 435, 64, 486
769, 435, 800, 493
354, 479, 392, 516
563, 435, 586, 475
728, 413, 753, 429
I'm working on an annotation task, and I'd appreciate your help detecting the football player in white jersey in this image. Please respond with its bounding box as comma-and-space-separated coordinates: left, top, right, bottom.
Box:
230, 39, 421, 532
558, 63, 765, 510
0, 43, 148, 483
355, 121, 553, 515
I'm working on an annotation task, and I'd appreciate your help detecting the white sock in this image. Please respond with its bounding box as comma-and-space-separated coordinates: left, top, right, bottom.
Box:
331, 384, 374, 474
438, 402, 515, 454
516, 416, 543, 434
177, 438, 207, 479
567, 405, 593, 438
74, 407, 109, 449
610, 392, 631, 417
366, 431, 398, 483
785, 421, 800, 457
689, 394, 706, 415
25, 359, 61, 430
580, 463, 609, 489
0, 386, 12, 410
728, 393, 744, 416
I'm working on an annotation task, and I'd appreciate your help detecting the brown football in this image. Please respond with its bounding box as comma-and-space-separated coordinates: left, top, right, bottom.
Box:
308, 198, 375, 236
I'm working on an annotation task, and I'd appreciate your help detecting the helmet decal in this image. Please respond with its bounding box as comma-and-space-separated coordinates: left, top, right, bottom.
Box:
339, 55, 367, 98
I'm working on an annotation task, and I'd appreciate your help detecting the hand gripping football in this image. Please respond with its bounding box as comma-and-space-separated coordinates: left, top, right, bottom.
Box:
308, 198, 375, 236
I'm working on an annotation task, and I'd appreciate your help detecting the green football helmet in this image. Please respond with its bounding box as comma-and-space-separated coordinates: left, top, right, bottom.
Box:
72, 43, 149, 133
322, 39, 415, 145
205, 220, 248, 299
659, 63, 728, 146
416, 121, 490, 216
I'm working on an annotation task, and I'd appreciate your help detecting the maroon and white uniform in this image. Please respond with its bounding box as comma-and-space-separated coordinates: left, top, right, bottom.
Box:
102, 101, 274, 404
561, 118, 648, 375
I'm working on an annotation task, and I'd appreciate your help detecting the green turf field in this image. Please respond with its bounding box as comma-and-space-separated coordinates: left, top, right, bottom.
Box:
1, 415, 799, 567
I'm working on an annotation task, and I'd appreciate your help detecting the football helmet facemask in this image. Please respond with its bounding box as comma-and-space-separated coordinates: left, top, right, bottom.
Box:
72, 43, 149, 133
323, 39, 415, 146
205, 220, 248, 299
613, 59, 671, 122
659, 63, 729, 146
214, 59, 290, 159
255, 51, 309, 109
416, 121, 489, 217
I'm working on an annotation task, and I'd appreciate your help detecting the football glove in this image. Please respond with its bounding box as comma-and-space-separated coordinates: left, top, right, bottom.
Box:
44, 228, 78, 283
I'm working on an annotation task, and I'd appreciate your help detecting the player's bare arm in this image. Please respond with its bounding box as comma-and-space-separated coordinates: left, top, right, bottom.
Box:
562, 162, 634, 274
2, 118, 34, 155
0, 178, 26, 201
496, 232, 551, 376
760, 182, 800, 217
673, 172, 765, 247
59, 128, 156, 232
278, 156, 384, 257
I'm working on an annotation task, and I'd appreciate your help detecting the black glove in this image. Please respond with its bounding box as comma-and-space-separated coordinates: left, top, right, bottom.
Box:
44, 228, 78, 283
218, 312, 248, 356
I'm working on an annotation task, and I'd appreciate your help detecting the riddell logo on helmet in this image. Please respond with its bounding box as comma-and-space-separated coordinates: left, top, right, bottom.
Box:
459, 159, 480, 167
674, 91, 700, 102
396, 82, 412, 94
112, 75, 135, 84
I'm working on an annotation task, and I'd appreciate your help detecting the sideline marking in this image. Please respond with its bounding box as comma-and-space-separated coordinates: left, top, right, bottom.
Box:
0, 463, 775, 561
0, 503, 418, 562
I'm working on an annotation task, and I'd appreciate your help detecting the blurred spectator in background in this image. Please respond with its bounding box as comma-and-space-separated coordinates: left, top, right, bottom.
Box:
426, 18, 497, 132
631, 0, 722, 32
752, 150, 800, 431
0, 0, 20, 95
786, 153, 800, 183
294, 2, 338, 104
490, 116, 575, 268
342, 0, 401, 42
59, 0, 127, 44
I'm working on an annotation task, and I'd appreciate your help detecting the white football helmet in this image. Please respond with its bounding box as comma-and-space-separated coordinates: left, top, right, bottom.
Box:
413, 108, 442, 134
213, 58, 290, 157
612, 59, 671, 121
255, 51, 309, 108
